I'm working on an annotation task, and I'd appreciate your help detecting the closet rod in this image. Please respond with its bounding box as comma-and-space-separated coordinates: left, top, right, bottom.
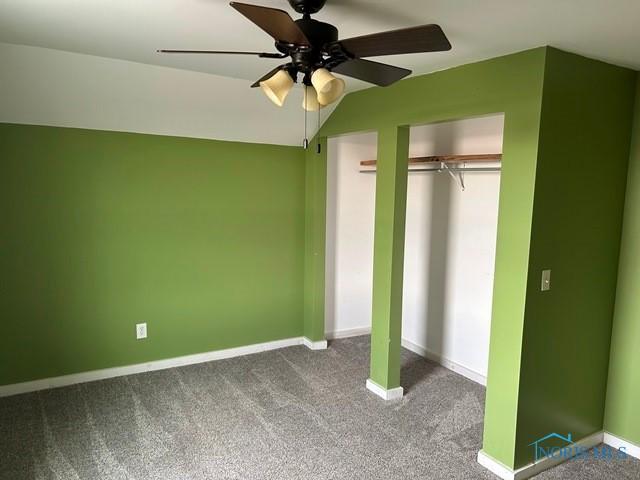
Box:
361, 166, 501, 173
360, 153, 502, 168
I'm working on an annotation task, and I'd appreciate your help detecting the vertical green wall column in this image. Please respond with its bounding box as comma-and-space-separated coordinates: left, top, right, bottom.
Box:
605, 75, 640, 447
303, 137, 328, 343
368, 126, 410, 395
512, 50, 636, 467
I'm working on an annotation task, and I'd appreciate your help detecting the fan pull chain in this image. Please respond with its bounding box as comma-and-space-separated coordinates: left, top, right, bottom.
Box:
303, 87, 309, 149
317, 105, 321, 153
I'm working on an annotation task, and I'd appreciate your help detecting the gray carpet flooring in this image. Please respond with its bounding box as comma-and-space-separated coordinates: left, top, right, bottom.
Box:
1, 335, 638, 479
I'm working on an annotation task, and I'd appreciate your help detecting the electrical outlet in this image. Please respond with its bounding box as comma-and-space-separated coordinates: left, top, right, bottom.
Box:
541, 269, 551, 291
136, 323, 147, 340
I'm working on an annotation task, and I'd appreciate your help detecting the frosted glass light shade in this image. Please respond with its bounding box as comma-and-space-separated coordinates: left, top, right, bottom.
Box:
302, 86, 322, 111
260, 69, 294, 107
311, 68, 345, 105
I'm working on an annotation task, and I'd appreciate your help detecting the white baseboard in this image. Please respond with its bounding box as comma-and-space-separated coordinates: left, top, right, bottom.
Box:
604, 432, 640, 460
0, 336, 305, 398
302, 337, 328, 350
325, 327, 487, 386
478, 431, 604, 480
326, 326, 371, 340
400, 338, 487, 386
477, 451, 518, 480
366, 378, 404, 401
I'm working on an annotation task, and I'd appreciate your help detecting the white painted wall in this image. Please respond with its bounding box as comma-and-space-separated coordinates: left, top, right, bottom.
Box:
326, 132, 378, 338
325, 115, 504, 382
0, 42, 332, 146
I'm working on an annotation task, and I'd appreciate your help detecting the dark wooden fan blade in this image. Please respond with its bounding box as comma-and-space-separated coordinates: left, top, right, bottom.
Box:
157, 49, 285, 58
230, 2, 310, 45
333, 24, 451, 58
251, 65, 286, 88
331, 59, 411, 86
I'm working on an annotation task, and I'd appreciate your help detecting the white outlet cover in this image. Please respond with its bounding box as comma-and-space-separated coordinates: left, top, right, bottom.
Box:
136, 323, 147, 340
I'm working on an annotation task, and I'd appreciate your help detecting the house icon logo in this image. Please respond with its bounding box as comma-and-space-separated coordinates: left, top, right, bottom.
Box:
529, 432, 574, 461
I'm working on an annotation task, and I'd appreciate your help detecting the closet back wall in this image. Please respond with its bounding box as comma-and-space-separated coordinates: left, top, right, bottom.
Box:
0, 123, 305, 386
325, 115, 504, 381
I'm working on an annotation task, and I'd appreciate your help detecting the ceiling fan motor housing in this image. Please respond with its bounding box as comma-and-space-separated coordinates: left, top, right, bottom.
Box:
287, 0, 327, 15
296, 18, 338, 48
276, 18, 339, 77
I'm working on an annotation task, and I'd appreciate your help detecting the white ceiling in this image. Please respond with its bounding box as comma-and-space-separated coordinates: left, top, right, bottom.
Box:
1, 0, 640, 92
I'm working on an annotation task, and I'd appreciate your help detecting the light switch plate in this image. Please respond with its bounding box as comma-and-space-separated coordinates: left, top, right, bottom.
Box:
541, 270, 551, 291
136, 323, 147, 340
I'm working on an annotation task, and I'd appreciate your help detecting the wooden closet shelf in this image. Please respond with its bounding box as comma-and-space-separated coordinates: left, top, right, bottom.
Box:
360, 153, 502, 167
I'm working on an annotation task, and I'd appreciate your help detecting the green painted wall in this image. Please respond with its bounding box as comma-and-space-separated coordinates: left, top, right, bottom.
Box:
303, 137, 327, 342
605, 75, 640, 446
0, 123, 305, 386
514, 49, 637, 466
312, 48, 549, 468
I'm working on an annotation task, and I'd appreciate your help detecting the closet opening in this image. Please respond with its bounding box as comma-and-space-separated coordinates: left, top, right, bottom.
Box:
324, 113, 505, 387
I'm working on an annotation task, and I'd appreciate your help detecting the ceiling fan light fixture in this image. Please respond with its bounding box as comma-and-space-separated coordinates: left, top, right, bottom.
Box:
312, 68, 345, 105
302, 85, 323, 111
161, 2, 452, 114
260, 69, 294, 107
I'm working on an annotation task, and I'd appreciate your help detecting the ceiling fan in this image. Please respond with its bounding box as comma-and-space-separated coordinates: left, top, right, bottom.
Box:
158, 0, 451, 111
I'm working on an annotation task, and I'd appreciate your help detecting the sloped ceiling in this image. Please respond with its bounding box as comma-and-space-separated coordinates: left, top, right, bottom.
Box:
1, 0, 640, 145
0, 42, 327, 146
